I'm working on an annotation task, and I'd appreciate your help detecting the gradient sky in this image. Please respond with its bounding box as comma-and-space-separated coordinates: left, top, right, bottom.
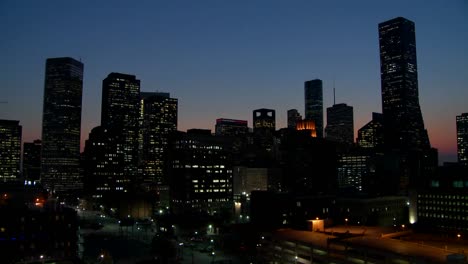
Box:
1, 0, 467, 163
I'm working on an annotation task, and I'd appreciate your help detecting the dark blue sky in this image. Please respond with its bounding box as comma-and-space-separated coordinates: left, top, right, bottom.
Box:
1, 0, 467, 163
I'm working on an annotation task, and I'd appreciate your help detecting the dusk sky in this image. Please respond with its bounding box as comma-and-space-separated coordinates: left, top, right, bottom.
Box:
1, 0, 467, 163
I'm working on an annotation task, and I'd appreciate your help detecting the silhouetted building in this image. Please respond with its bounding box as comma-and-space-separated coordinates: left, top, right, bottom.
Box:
140, 92, 178, 185
23, 139, 42, 183
357, 113, 384, 149
379, 17, 430, 150
337, 152, 370, 193
101, 73, 140, 190
83, 126, 127, 200
0, 120, 22, 182
167, 130, 234, 216
215, 118, 248, 137
41, 57, 83, 193
325, 103, 354, 145
305, 79, 323, 138
253, 108, 276, 152
287, 109, 302, 129
457, 113, 468, 166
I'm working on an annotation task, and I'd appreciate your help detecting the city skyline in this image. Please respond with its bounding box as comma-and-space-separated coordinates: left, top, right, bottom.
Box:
1, 1, 467, 163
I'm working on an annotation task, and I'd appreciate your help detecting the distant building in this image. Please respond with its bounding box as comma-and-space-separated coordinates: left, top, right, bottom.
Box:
287, 109, 302, 129
379, 17, 430, 150
457, 113, 468, 166
253, 108, 276, 152
215, 118, 248, 137
167, 130, 234, 216
325, 103, 354, 145
140, 92, 178, 185
41, 57, 83, 193
304, 79, 323, 138
23, 139, 41, 183
0, 120, 22, 182
337, 152, 370, 193
101, 73, 140, 189
357, 113, 384, 149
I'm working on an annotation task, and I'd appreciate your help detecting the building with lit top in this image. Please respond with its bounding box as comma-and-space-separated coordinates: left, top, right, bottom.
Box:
457, 113, 468, 166
0, 119, 22, 182
41, 57, 83, 193
253, 108, 276, 152
167, 129, 234, 216
296, 119, 317, 137
215, 118, 248, 137
140, 92, 178, 185
304, 79, 323, 138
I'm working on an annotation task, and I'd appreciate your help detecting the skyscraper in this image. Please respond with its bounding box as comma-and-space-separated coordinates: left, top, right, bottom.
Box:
357, 113, 384, 149
0, 120, 22, 182
325, 103, 354, 145
41, 57, 83, 193
140, 92, 178, 185
457, 113, 468, 166
378, 17, 430, 150
304, 79, 323, 138
253, 108, 276, 151
101, 73, 140, 187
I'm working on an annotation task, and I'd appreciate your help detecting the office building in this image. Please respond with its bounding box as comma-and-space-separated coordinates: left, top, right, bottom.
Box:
305, 79, 323, 138
215, 118, 248, 137
140, 92, 178, 185
287, 109, 302, 129
23, 139, 42, 183
253, 108, 276, 151
457, 113, 468, 166
325, 103, 354, 145
379, 17, 430, 150
295, 119, 317, 137
41, 57, 83, 193
0, 120, 22, 182
357, 113, 384, 149
101, 72, 140, 187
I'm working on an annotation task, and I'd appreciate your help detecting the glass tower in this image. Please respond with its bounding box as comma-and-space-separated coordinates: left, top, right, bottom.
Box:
304, 79, 323, 138
41, 57, 83, 193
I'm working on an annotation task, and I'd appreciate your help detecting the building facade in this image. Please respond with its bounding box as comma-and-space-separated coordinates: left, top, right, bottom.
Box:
140, 92, 178, 185
41, 57, 83, 193
287, 109, 302, 129
253, 108, 276, 152
0, 120, 22, 182
325, 103, 354, 145
23, 139, 42, 183
457, 113, 468, 166
304, 79, 323, 138
215, 118, 248, 137
357, 113, 384, 149
379, 17, 430, 151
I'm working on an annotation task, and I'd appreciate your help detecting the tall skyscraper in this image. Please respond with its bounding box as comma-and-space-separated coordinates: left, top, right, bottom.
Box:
140, 92, 178, 185
23, 139, 42, 183
457, 113, 468, 166
0, 120, 22, 182
379, 17, 430, 150
287, 109, 302, 129
304, 79, 323, 138
325, 103, 354, 145
41, 57, 83, 193
101, 73, 140, 187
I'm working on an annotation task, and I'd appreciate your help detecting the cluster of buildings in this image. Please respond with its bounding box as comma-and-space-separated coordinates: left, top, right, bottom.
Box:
1, 16, 468, 263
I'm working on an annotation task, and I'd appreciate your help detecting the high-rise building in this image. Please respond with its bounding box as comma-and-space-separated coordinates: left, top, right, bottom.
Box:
140, 92, 178, 185
23, 139, 41, 183
215, 118, 248, 137
357, 113, 384, 149
287, 109, 302, 129
295, 119, 316, 137
0, 120, 22, 182
379, 17, 430, 150
253, 108, 276, 151
304, 79, 323, 138
457, 113, 468, 166
101, 72, 140, 187
325, 103, 354, 145
41, 57, 83, 193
